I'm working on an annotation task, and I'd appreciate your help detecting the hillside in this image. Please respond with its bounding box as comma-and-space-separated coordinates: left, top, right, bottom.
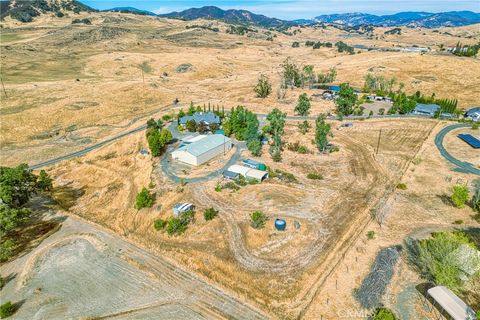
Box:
312, 11, 480, 28
158, 5, 289, 28
0, 0, 94, 22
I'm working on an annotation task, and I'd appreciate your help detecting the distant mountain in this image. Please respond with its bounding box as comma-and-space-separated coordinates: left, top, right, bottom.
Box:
103, 7, 156, 16
312, 11, 480, 28
158, 6, 289, 28
0, 0, 95, 22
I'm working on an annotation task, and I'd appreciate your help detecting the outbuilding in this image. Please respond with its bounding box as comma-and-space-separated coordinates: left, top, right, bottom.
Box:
227, 164, 268, 182
242, 159, 267, 171
426, 286, 476, 320
179, 112, 220, 127
223, 170, 240, 180
173, 203, 194, 217
172, 134, 232, 166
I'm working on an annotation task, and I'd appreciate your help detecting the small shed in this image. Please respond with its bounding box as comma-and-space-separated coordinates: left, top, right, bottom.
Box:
227, 164, 268, 182
173, 203, 194, 217
223, 170, 240, 180
242, 159, 267, 171
427, 286, 476, 320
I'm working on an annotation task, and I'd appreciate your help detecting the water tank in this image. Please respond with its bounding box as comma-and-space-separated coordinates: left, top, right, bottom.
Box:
275, 219, 286, 231
257, 163, 267, 171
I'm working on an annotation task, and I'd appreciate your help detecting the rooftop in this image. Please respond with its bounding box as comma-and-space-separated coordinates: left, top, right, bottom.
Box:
176, 134, 231, 157
414, 103, 440, 114
179, 112, 220, 125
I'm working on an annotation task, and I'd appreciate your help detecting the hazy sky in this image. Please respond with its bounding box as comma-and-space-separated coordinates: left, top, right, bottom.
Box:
82, 0, 480, 19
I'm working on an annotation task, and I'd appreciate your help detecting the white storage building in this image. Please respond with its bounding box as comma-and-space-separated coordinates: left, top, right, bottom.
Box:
227, 164, 268, 182
172, 134, 232, 166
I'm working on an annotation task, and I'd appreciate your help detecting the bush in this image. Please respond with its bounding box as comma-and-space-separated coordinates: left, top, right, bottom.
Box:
396, 183, 407, 190
250, 211, 268, 229
185, 119, 196, 132
0, 301, 14, 319
307, 173, 323, 180
292, 41, 300, 48
154, 219, 167, 230
0, 240, 14, 262
162, 114, 172, 121
452, 220, 464, 225
298, 120, 310, 134
254, 74, 272, 98
451, 185, 469, 208
214, 184, 222, 192
367, 230, 375, 240
369, 307, 397, 320
166, 217, 188, 236
135, 187, 154, 209
204, 207, 218, 221
472, 123, 479, 130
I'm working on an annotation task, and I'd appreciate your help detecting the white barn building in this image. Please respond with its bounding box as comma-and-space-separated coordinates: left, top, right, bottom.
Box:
227, 164, 268, 182
172, 134, 232, 166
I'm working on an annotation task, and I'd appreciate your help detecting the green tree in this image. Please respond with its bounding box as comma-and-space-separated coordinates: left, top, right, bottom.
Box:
254, 74, 272, 98
298, 120, 310, 134
451, 185, 469, 208
154, 219, 167, 230
135, 187, 154, 209
250, 211, 268, 229
247, 139, 262, 156
37, 170, 53, 192
302, 65, 315, 88
281, 58, 302, 88
0, 164, 39, 207
166, 217, 188, 236
204, 207, 218, 221
295, 93, 311, 116
315, 114, 331, 152
472, 179, 480, 213
177, 109, 185, 119
0, 301, 14, 318
147, 129, 172, 157
186, 119, 197, 132
0, 204, 31, 238
187, 102, 196, 116
335, 83, 357, 116
267, 108, 286, 161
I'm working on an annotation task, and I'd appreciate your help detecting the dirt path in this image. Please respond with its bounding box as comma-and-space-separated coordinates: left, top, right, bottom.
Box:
0, 210, 267, 320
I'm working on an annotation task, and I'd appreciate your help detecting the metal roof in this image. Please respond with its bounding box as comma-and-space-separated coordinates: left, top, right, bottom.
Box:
465, 107, 480, 116
227, 164, 268, 181
175, 134, 231, 157
427, 286, 476, 320
223, 170, 239, 178
414, 103, 440, 114
179, 112, 220, 125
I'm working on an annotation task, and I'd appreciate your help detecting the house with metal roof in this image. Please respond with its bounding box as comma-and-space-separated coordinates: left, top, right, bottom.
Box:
465, 107, 480, 120
426, 286, 476, 320
412, 103, 440, 117
172, 134, 232, 166
178, 112, 220, 126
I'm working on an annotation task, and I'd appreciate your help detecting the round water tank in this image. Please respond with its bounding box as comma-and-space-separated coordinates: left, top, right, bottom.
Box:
275, 218, 286, 231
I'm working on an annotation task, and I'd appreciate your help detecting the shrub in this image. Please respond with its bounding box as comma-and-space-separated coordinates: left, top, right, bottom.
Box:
135, 187, 154, 209
451, 185, 469, 208
214, 184, 222, 192
396, 183, 407, 190
0, 240, 14, 262
185, 119, 196, 132
298, 120, 310, 134
162, 114, 172, 121
166, 217, 188, 236
452, 220, 464, 225
307, 173, 323, 180
254, 74, 272, 98
0, 301, 14, 319
472, 123, 479, 130
367, 231, 375, 240
204, 207, 218, 221
292, 41, 300, 48
250, 211, 268, 229
154, 219, 167, 230
369, 307, 397, 320
223, 182, 240, 191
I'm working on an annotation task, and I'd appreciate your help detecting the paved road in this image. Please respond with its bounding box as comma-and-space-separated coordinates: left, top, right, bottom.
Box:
434, 123, 480, 176
27, 110, 443, 171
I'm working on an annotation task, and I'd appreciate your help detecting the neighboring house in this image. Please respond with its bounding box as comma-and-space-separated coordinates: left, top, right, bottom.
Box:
465, 107, 480, 120
172, 134, 232, 166
242, 159, 267, 171
411, 103, 440, 117
227, 164, 268, 182
178, 112, 220, 127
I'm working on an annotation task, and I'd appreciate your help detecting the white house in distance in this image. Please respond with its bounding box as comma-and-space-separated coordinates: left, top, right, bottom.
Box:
172, 134, 232, 166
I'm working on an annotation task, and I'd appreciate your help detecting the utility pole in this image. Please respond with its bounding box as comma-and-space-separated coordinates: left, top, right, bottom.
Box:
0, 77, 7, 98
376, 129, 382, 155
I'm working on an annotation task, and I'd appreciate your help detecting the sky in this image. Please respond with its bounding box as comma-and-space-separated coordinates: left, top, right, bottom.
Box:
81, 0, 480, 20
